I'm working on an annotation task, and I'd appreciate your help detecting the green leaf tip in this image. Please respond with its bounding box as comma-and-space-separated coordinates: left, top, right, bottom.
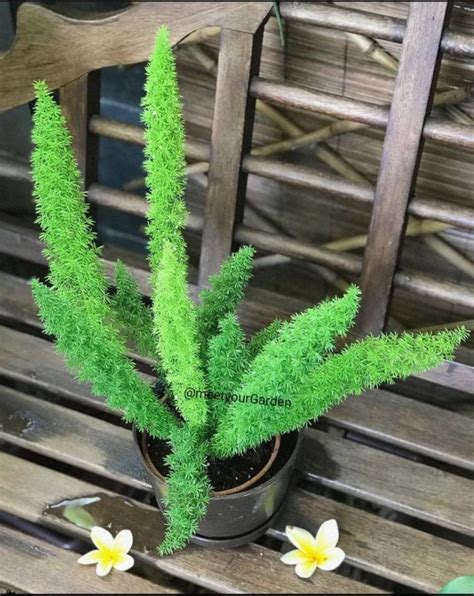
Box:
33, 79, 51, 96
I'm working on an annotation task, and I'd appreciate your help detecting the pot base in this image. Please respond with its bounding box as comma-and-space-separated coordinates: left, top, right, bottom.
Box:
190, 501, 284, 548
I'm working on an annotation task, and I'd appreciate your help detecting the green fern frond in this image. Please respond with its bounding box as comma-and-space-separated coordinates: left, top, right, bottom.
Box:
142, 26, 188, 279
32, 280, 178, 439
207, 312, 249, 426
31, 80, 108, 321
154, 242, 207, 427
158, 426, 210, 555
211, 327, 467, 457
248, 319, 283, 361
236, 285, 360, 404
111, 261, 156, 361
197, 246, 255, 358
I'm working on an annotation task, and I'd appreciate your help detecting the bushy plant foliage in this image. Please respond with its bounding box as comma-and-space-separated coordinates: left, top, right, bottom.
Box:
196, 245, 255, 359
31, 27, 467, 555
153, 242, 207, 427
112, 260, 155, 360
207, 312, 249, 424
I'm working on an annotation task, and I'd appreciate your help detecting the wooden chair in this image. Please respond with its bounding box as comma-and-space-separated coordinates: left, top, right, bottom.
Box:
0, 2, 473, 593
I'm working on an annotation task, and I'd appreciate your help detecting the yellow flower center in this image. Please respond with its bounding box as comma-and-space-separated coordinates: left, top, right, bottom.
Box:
312, 548, 328, 565
100, 546, 124, 566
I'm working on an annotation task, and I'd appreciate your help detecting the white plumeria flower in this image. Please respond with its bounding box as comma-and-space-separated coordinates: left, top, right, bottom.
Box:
78, 526, 134, 577
281, 519, 345, 579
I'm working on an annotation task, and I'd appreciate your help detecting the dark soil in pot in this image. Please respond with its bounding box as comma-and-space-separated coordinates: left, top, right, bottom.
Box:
145, 434, 280, 493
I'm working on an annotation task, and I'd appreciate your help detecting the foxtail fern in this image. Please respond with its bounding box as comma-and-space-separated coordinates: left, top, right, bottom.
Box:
31, 26, 468, 556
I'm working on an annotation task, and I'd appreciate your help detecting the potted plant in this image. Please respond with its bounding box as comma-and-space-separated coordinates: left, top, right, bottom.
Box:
30, 27, 467, 555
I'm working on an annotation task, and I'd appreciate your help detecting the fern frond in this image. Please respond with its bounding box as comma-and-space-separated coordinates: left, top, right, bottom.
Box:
235, 285, 360, 405
142, 26, 187, 279
111, 261, 156, 361
32, 80, 108, 321
197, 246, 255, 358
211, 327, 467, 457
32, 280, 178, 439
154, 242, 207, 427
248, 319, 283, 361
158, 426, 210, 555
207, 312, 249, 426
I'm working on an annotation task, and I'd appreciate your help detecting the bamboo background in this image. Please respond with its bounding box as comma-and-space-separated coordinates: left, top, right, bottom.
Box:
163, 2, 474, 343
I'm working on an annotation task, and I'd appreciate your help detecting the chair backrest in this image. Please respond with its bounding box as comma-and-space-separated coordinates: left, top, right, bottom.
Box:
0, 0, 272, 283
1, 0, 473, 340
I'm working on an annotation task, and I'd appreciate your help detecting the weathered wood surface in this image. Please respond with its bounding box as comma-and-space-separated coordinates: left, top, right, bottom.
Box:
2, 375, 472, 536
1, 320, 472, 469
0, 324, 121, 413
0, 1, 273, 111
63, 118, 474, 230
250, 78, 474, 150
59, 72, 100, 188
1, 393, 473, 592
357, 2, 452, 335
0, 524, 173, 594
2, 212, 474, 317
301, 429, 474, 536
411, 360, 474, 394
273, 490, 473, 594
324, 389, 474, 470
199, 27, 263, 284
0, 454, 377, 594
280, 2, 474, 58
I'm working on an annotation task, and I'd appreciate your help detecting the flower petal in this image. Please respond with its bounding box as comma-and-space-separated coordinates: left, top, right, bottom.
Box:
285, 525, 317, 557
314, 519, 339, 550
280, 549, 311, 566
96, 559, 113, 577
77, 550, 101, 565
113, 553, 135, 572
113, 529, 133, 554
318, 547, 345, 571
295, 559, 318, 579
91, 526, 114, 551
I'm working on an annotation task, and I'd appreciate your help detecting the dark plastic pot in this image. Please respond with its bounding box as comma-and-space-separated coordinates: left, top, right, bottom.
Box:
133, 427, 303, 548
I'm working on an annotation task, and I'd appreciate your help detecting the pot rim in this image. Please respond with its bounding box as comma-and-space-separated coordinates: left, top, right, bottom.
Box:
133, 426, 302, 502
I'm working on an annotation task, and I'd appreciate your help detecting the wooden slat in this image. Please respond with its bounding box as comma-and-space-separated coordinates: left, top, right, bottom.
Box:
0, 2, 273, 112
0, 272, 40, 330
1, 376, 472, 536
0, 325, 115, 413
6, 125, 474, 230
0, 386, 148, 488
279, 2, 474, 59
3, 213, 474, 315
1, 391, 473, 592
412, 360, 474, 394
0, 524, 172, 594
0, 454, 376, 594
323, 389, 474, 471
301, 429, 474, 536
199, 26, 263, 284
87, 120, 474, 231
250, 79, 474, 150
356, 2, 452, 335
59, 72, 100, 188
